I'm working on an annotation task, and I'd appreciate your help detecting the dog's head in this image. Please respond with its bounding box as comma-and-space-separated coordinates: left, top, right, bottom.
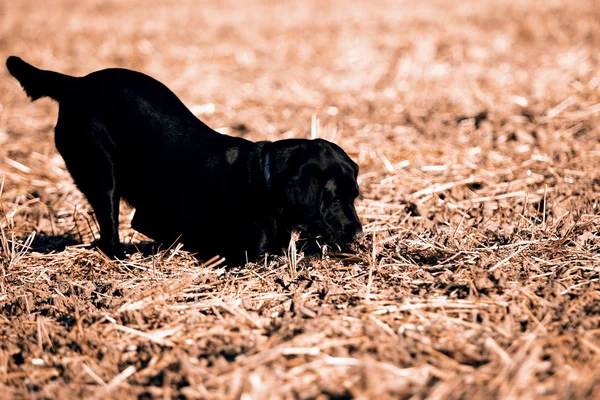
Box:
275, 139, 363, 247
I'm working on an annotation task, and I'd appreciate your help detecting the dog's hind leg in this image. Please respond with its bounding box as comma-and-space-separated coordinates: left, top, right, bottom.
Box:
131, 209, 180, 247
55, 117, 123, 258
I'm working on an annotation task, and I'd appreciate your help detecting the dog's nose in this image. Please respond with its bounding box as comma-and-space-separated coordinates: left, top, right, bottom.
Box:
353, 227, 364, 240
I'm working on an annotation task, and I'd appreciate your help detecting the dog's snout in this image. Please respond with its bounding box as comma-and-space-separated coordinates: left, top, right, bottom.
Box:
352, 226, 364, 240
340, 223, 363, 244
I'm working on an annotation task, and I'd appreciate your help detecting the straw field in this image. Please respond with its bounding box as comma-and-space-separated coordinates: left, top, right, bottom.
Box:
1, 0, 599, 398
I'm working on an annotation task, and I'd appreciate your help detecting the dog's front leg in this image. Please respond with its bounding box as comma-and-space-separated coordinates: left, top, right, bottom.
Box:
241, 217, 281, 263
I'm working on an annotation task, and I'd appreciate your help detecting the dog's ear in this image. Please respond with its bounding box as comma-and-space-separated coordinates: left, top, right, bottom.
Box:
350, 160, 359, 179
284, 164, 323, 216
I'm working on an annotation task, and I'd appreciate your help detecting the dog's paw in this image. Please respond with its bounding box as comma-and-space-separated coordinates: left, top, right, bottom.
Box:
94, 241, 125, 260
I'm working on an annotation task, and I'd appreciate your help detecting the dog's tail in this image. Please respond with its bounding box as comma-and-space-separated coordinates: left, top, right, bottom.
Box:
6, 56, 77, 102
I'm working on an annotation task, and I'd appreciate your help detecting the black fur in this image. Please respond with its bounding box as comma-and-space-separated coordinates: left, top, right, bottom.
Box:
6, 56, 363, 264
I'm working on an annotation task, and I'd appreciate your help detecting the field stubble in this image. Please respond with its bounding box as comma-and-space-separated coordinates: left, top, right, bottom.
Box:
0, 0, 599, 398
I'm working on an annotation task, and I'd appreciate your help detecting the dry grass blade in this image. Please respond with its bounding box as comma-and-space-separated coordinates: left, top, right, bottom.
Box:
91, 365, 137, 400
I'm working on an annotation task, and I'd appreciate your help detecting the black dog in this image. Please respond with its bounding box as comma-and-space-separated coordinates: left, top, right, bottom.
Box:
6, 56, 363, 263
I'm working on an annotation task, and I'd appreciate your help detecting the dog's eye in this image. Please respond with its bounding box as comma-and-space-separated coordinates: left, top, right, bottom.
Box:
331, 199, 342, 211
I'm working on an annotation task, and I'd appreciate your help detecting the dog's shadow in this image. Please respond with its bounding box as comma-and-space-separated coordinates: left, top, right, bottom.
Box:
26, 232, 161, 257
27, 232, 80, 254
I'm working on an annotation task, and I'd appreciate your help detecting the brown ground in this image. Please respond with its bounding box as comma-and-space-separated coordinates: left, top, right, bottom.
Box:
1, 0, 600, 398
